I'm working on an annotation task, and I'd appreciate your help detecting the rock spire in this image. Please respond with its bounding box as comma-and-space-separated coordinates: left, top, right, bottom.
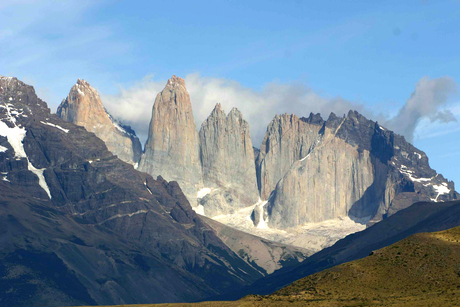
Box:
57, 79, 142, 165
138, 75, 203, 203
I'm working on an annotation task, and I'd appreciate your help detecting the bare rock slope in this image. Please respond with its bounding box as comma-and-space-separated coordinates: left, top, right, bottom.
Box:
198, 104, 259, 216
139, 76, 203, 203
57, 79, 142, 165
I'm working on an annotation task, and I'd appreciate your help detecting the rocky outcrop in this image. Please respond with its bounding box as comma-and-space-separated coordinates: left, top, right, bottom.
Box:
0, 76, 263, 306
139, 76, 202, 203
257, 110, 458, 229
57, 79, 142, 165
198, 104, 259, 216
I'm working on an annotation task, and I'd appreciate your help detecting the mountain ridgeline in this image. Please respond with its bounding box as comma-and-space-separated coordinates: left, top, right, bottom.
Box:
0, 76, 271, 306
57, 76, 458, 231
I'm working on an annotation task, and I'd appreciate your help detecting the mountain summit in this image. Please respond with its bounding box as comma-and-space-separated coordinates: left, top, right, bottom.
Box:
139, 75, 203, 203
57, 79, 142, 165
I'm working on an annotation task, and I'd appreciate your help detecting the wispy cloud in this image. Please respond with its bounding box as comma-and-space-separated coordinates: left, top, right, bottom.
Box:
103, 74, 459, 147
103, 73, 368, 145
386, 76, 457, 143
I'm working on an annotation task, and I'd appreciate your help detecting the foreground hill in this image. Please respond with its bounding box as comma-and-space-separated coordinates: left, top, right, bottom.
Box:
263, 225, 460, 305
216, 199, 460, 300
79, 225, 460, 306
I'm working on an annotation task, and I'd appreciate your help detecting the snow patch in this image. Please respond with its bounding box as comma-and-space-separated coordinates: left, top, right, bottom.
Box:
0, 145, 7, 152
433, 184, 450, 201
101, 210, 148, 224
134, 162, 139, 169
144, 181, 153, 195
1, 172, 9, 182
0, 105, 51, 198
192, 204, 205, 216
40, 121, 69, 133
415, 152, 422, 159
255, 199, 269, 229
399, 165, 432, 183
299, 153, 311, 162
197, 188, 212, 198
28, 163, 51, 199
212, 201, 366, 252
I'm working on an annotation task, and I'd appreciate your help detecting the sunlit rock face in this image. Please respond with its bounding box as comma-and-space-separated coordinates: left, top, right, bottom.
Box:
139, 75, 203, 203
198, 104, 259, 216
57, 79, 142, 165
256, 113, 324, 200
257, 111, 458, 229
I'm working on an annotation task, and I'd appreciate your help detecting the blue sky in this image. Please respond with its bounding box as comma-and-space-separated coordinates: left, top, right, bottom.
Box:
1, 0, 459, 185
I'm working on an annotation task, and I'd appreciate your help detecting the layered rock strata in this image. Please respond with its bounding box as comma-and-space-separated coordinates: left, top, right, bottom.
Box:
57, 79, 142, 164
198, 104, 259, 216
0, 76, 263, 305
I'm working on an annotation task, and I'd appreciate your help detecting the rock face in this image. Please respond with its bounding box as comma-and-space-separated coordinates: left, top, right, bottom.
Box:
256, 111, 458, 229
256, 113, 323, 200
57, 79, 142, 165
198, 104, 259, 216
139, 76, 202, 203
0, 76, 263, 306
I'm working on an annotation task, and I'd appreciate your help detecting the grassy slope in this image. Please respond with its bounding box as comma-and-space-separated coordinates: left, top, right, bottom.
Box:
84, 226, 460, 306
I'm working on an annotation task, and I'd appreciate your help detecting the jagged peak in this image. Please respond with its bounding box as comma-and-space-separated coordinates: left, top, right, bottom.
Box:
165, 75, 186, 88
212, 103, 225, 114
70, 79, 99, 98
228, 107, 243, 118
301, 112, 324, 126
0, 75, 15, 81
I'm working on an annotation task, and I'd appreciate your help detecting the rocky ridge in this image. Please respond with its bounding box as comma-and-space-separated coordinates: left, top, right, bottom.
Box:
56, 75, 457, 251
0, 76, 270, 306
57, 79, 142, 165
256, 110, 458, 229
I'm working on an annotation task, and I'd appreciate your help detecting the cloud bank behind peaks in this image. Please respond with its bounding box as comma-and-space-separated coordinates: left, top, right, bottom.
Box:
103, 73, 363, 146
388, 76, 457, 143
103, 74, 457, 147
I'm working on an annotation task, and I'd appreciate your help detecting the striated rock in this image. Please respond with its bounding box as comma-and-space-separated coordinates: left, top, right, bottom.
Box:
258, 110, 458, 229
0, 76, 263, 306
256, 113, 323, 200
198, 104, 259, 216
266, 125, 375, 228
139, 76, 202, 203
57, 79, 142, 165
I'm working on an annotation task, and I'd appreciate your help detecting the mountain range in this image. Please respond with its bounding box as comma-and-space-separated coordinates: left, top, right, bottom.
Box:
55, 75, 457, 251
1, 74, 459, 306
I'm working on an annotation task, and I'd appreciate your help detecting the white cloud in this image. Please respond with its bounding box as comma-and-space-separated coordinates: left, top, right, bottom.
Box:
103, 73, 368, 146
386, 76, 457, 143
102, 74, 459, 148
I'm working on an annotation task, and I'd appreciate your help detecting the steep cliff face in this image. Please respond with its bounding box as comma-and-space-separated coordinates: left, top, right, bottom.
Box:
258, 110, 458, 229
139, 76, 202, 203
0, 76, 263, 306
57, 79, 142, 164
256, 113, 324, 200
198, 104, 259, 216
